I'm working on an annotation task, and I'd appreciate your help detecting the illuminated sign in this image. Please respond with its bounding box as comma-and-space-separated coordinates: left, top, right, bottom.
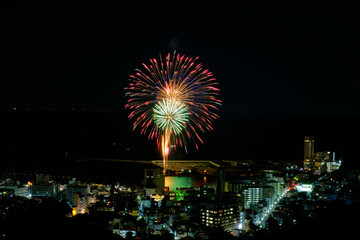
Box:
295, 184, 313, 192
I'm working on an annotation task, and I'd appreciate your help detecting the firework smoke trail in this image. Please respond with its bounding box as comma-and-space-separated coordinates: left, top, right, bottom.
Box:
125, 51, 221, 174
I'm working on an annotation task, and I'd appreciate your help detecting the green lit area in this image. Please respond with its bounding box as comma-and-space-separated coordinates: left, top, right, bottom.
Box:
165, 176, 195, 191
175, 190, 186, 201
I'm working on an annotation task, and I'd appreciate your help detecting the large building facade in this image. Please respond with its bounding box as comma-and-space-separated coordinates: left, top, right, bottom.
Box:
144, 168, 165, 194
200, 202, 240, 229
242, 187, 263, 209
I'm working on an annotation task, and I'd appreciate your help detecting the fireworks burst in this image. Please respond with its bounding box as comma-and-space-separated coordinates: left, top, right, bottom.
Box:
153, 98, 189, 135
125, 51, 221, 173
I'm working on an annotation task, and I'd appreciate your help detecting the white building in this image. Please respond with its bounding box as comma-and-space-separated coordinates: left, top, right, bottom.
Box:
242, 187, 263, 209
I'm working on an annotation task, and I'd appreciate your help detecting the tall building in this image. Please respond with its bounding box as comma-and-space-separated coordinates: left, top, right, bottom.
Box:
304, 136, 315, 170
144, 168, 165, 194
242, 187, 263, 209
216, 168, 226, 195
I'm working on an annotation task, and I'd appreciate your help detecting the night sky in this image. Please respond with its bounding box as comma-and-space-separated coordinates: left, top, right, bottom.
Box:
1, 1, 360, 172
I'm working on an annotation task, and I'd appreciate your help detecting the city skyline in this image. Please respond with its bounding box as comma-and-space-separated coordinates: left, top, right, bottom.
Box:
1, 2, 359, 240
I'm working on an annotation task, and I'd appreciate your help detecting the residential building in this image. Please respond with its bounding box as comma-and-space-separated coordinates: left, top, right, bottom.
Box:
200, 201, 240, 229
242, 187, 263, 209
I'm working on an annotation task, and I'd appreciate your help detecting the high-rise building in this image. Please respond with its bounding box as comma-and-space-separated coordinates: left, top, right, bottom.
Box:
242, 187, 263, 209
304, 136, 315, 170
144, 168, 165, 194
216, 168, 226, 195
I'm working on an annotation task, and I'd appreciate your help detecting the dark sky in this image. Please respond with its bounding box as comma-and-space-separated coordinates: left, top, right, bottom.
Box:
1, 1, 359, 114
1, 1, 360, 170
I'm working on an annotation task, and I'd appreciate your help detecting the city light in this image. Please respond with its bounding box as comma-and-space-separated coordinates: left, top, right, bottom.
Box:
295, 184, 313, 193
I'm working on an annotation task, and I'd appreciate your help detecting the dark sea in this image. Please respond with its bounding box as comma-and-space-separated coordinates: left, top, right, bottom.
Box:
1, 109, 360, 181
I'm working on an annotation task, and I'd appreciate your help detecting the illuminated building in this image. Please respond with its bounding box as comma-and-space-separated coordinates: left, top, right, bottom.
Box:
0, 185, 28, 198
303, 137, 341, 174
238, 211, 246, 231
313, 151, 341, 174
266, 181, 283, 198
31, 175, 60, 199
200, 202, 240, 228
144, 168, 165, 194
313, 151, 330, 174
304, 136, 315, 170
72, 193, 96, 215
326, 159, 341, 172
66, 185, 90, 207
295, 183, 313, 193
31, 184, 58, 198
242, 187, 263, 209
226, 180, 252, 193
